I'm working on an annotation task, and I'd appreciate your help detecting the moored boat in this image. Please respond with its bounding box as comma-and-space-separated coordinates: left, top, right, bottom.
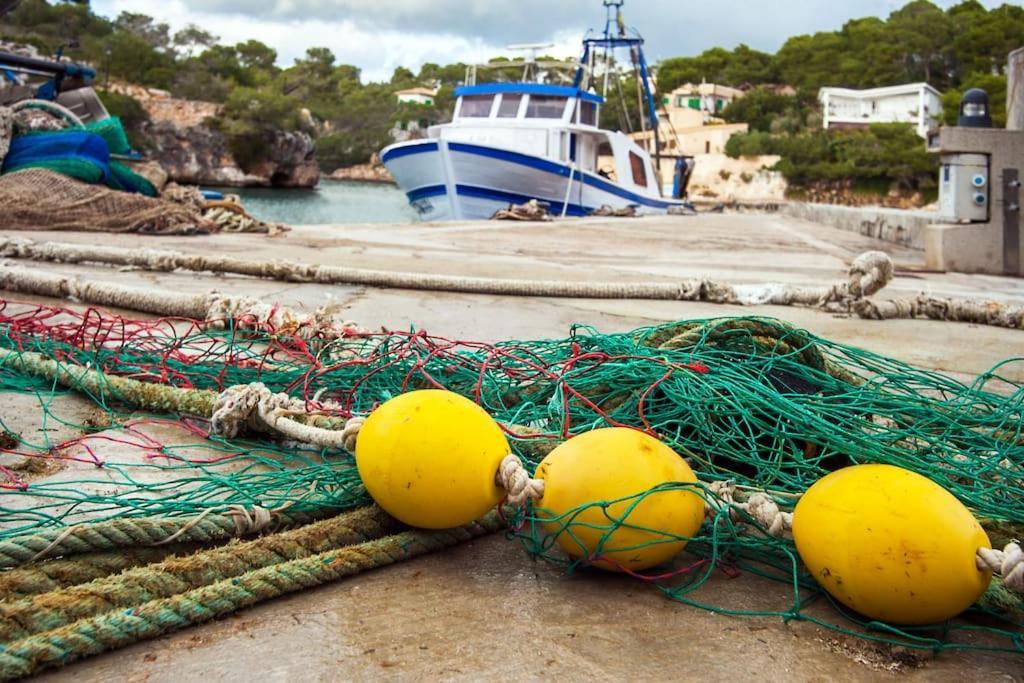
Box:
381, 1, 691, 221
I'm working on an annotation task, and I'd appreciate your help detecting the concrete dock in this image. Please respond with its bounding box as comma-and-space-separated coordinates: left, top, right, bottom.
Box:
3, 212, 1023, 681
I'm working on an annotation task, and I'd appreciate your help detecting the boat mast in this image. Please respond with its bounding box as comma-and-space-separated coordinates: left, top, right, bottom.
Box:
575, 1, 662, 173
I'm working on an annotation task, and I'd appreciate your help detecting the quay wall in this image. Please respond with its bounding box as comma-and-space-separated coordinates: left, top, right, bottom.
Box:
780, 203, 940, 250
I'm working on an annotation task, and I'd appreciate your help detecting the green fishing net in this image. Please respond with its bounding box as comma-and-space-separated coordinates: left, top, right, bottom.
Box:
0, 301, 1021, 653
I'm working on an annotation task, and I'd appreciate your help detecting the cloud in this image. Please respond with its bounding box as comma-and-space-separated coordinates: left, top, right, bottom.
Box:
90, 0, 1006, 82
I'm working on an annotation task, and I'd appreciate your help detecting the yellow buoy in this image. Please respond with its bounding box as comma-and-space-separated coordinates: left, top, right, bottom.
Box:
534, 427, 704, 572
355, 390, 510, 529
792, 464, 992, 625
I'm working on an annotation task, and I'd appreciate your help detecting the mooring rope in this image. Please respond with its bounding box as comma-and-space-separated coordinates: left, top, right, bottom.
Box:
0, 546, 198, 599
0, 262, 363, 338
1, 237, 1020, 329
0, 506, 402, 642
0, 513, 503, 681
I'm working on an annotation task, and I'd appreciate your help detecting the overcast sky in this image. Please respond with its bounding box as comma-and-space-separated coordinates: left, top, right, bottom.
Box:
90, 0, 1004, 82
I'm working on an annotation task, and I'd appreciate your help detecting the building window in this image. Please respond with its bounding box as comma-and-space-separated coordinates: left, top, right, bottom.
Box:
525, 96, 567, 118
688, 97, 700, 110
629, 151, 647, 187
460, 95, 493, 117
497, 94, 522, 118
580, 101, 597, 125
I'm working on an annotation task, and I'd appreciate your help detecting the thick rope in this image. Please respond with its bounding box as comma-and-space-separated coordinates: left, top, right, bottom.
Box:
209, 382, 362, 450
703, 481, 794, 538
977, 542, 1024, 594
0, 263, 364, 338
0, 506, 401, 642
2, 238, 1019, 329
0, 508, 328, 569
0, 513, 503, 681
0, 546, 198, 600
0, 236, 852, 302
495, 455, 545, 505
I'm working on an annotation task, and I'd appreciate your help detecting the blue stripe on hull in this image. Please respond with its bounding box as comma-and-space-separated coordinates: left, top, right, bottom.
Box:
403, 183, 592, 218
455, 184, 591, 217
447, 141, 679, 209
382, 140, 683, 213
381, 141, 438, 164
406, 184, 446, 202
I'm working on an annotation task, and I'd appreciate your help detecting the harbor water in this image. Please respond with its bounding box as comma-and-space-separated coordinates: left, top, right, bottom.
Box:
214, 179, 417, 225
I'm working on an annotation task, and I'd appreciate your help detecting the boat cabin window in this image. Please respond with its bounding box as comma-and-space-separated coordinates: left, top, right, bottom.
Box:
460, 95, 494, 118
497, 94, 522, 118
525, 95, 566, 119
579, 101, 597, 126
629, 151, 648, 187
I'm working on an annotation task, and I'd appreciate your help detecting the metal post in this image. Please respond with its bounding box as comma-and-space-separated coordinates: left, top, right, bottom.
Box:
1004, 169, 1021, 275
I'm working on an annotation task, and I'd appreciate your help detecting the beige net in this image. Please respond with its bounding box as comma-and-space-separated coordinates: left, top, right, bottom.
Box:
0, 169, 218, 234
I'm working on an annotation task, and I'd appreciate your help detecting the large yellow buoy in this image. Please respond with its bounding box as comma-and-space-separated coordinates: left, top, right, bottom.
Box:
792, 464, 992, 625
534, 427, 704, 572
355, 390, 510, 529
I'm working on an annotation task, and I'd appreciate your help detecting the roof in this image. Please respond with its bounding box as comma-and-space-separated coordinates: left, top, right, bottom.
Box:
818, 83, 942, 99
453, 83, 604, 104
668, 82, 745, 99
395, 87, 437, 97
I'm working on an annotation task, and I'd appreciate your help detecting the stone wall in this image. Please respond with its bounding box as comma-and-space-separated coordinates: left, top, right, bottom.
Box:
781, 203, 938, 249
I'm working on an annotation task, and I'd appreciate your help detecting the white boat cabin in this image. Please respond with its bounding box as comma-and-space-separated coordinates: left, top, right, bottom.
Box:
430, 83, 661, 197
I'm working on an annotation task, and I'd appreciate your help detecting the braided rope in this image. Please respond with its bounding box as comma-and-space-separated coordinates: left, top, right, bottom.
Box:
495, 455, 545, 506
0, 513, 503, 680
3, 239, 1022, 329
977, 542, 1024, 594
209, 382, 364, 450
0, 508, 329, 569
0, 506, 401, 642
0, 546, 196, 600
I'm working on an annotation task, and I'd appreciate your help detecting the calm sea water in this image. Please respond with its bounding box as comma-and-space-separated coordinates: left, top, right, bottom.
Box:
212, 179, 417, 225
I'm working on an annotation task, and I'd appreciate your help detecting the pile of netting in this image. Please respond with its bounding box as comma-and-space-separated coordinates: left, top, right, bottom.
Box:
0, 299, 1021, 668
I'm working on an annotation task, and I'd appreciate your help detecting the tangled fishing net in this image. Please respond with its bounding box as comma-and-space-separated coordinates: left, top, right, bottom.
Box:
0, 298, 1021, 663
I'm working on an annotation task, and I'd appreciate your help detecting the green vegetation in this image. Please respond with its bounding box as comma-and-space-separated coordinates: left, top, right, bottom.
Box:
0, 0, 465, 169
726, 124, 939, 197
698, 1, 1021, 200
2, 0, 1021, 188
660, 1, 1023, 96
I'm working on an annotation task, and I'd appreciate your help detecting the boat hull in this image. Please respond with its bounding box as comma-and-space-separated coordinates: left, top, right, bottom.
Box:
381, 139, 686, 221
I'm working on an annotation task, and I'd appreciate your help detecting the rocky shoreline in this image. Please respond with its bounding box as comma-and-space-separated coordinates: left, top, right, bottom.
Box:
328, 155, 395, 184
109, 84, 319, 188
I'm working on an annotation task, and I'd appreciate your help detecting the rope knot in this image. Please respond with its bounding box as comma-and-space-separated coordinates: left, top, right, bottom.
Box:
495, 455, 545, 506
226, 504, 276, 535
703, 480, 736, 516
847, 251, 894, 299
341, 416, 364, 453
732, 493, 793, 538
977, 542, 1024, 593
210, 382, 298, 438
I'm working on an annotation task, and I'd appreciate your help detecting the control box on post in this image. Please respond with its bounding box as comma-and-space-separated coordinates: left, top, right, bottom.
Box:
938, 153, 989, 222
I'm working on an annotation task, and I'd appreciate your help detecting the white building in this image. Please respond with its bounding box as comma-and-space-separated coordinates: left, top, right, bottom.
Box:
395, 87, 438, 106
818, 83, 943, 138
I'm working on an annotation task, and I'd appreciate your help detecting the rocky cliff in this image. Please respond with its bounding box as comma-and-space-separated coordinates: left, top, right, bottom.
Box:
109, 84, 319, 188
329, 154, 394, 184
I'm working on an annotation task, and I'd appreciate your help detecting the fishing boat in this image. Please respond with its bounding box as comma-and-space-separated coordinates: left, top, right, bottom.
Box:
381, 1, 692, 221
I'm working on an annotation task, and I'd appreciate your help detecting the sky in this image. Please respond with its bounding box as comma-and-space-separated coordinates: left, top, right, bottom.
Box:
90, 0, 1004, 82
